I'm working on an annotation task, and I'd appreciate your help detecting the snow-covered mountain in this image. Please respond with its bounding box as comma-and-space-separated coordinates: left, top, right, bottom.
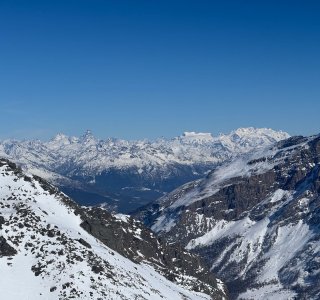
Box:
0, 158, 227, 299
135, 134, 320, 299
0, 128, 289, 212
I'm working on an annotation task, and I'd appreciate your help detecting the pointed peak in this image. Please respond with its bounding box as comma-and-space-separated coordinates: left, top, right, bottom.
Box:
80, 130, 96, 144
80, 130, 94, 138
83, 129, 93, 137
51, 133, 68, 142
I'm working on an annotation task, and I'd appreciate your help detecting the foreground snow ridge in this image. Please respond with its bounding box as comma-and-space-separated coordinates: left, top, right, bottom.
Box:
0, 160, 221, 300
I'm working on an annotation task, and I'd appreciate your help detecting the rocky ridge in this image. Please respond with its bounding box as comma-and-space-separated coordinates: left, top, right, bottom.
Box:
0, 158, 227, 299
135, 134, 320, 299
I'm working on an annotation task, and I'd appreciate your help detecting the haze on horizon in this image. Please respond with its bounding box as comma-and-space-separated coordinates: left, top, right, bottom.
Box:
1, 1, 319, 140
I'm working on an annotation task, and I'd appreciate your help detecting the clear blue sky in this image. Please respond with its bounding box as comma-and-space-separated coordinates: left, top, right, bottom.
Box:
1, 0, 319, 140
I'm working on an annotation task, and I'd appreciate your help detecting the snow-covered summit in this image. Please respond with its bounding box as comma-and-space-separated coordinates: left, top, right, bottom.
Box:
179, 132, 214, 143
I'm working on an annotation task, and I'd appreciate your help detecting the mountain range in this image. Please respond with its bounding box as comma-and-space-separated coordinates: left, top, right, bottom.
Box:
2, 127, 320, 299
135, 134, 320, 299
0, 128, 289, 212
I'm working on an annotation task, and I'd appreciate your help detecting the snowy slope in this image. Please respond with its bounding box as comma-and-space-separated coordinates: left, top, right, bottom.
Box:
0, 128, 289, 212
0, 159, 227, 300
135, 134, 320, 299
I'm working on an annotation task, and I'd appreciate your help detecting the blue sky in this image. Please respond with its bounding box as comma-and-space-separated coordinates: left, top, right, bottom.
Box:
0, 0, 319, 140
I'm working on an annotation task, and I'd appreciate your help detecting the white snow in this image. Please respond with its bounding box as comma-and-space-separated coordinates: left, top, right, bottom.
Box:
114, 213, 130, 223
151, 215, 177, 233
258, 220, 312, 283
237, 283, 297, 300
269, 189, 291, 203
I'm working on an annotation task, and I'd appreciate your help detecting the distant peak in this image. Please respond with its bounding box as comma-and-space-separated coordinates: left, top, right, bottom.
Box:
80, 130, 94, 138
183, 131, 212, 137
80, 130, 96, 143
223, 127, 290, 139
83, 129, 93, 137
181, 132, 213, 141
51, 133, 68, 142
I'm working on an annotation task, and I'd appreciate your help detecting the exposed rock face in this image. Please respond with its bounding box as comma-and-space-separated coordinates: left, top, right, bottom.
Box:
0, 236, 17, 257
79, 207, 225, 298
0, 158, 227, 300
0, 128, 289, 212
135, 134, 320, 299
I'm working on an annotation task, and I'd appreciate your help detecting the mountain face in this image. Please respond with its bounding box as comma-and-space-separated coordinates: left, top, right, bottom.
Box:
0, 128, 289, 213
0, 158, 228, 300
135, 134, 320, 299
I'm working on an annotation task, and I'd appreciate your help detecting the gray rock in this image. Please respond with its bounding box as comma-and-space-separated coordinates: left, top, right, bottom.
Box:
0, 236, 17, 257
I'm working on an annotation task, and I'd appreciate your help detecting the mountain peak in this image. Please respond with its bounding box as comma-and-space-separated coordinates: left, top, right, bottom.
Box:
52, 133, 68, 141
83, 129, 93, 136
229, 127, 290, 138
180, 132, 214, 142
79, 130, 96, 143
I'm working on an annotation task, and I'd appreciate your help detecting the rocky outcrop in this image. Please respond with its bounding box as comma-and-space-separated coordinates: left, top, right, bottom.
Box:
79, 207, 227, 299
0, 236, 17, 257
